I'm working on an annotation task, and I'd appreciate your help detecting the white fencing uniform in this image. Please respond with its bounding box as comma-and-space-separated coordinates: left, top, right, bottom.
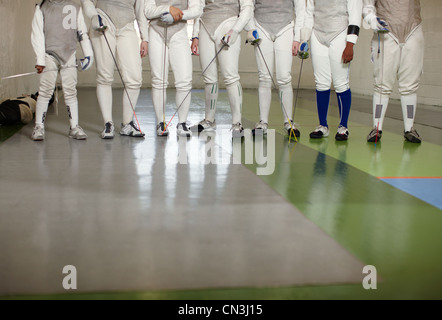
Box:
193, 0, 253, 125
145, 0, 201, 126
363, 0, 424, 133
245, 0, 305, 124
305, 0, 361, 93
304, 0, 361, 140
81, 0, 149, 126
32, 0, 93, 129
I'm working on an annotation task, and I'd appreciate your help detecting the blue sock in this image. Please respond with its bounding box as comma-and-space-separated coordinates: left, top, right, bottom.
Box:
337, 89, 352, 128
316, 89, 330, 127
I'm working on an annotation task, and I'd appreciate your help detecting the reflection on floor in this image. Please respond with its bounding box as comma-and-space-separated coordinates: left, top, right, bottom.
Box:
0, 88, 441, 300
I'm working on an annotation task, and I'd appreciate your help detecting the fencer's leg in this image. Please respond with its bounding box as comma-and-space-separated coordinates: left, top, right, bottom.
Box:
373, 92, 389, 131
254, 32, 274, 124
258, 82, 272, 123
310, 31, 332, 138
226, 81, 243, 125
199, 26, 219, 123
275, 27, 294, 123
401, 95, 417, 130
398, 26, 424, 143
170, 27, 193, 125
401, 94, 421, 143
92, 22, 116, 126
116, 23, 143, 127
149, 27, 169, 135
35, 55, 58, 128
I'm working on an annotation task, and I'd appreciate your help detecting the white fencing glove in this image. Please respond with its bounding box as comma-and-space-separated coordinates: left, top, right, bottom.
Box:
221, 29, 239, 47
78, 56, 94, 72
160, 12, 174, 25
370, 17, 389, 33
91, 15, 107, 32
246, 30, 262, 46
298, 42, 309, 60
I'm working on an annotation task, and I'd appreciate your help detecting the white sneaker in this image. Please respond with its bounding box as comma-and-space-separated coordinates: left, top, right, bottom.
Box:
176, 122, 191, 137
309, 125, 329, 139
156, 122, 169, 137
120, 121, 145, 138
69, 125, 88, 140
231, 122, 244, 138
101, 122, 115, 139
284, 120, 300, 138
252, 120, 268, 136
335, 125, 349, 141
190, 119, 216, 133
32, 125, 45, 141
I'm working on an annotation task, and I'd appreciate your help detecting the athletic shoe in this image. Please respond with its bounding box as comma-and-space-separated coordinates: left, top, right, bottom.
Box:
367, 128, 382, 142
404, 127, 422, 143
69, 125, 88, 140
335, 125, 349, 141
156, 122, 169, 137
284, 120, 300, 138
231, 122, 244, 138
31, 125, 45, 141
190, 119, 216, 133
101, 121, 114, 139
252, 120, 268, 136
309, 125, 329, 139
120, 121, 145, 137
177, 122, 191, 137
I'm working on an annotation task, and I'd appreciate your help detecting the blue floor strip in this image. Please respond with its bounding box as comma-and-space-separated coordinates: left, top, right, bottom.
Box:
380, 178, 442, 210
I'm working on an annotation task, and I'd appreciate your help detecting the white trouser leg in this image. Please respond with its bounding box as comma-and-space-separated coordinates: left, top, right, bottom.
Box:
60, 54, 79, 128
199, 26, 219, 122
398, 27, 424, 132
372, 92, 390, 131
255, 27, 274, 124
149, 27, 169, 123
35, 55, 59, 126
372, 32, 399, 96
329, 30, 350, 93
218, 26, 242, 124
275, 28, 294, 122
116, 23, 142, 125
311, 31, 332, 92
169, 27, 193, 123
90, 16, 116, 123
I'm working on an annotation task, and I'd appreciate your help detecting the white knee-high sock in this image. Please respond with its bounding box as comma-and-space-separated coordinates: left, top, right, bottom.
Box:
258, 82, 272, 123
205, 83, 218, 122
35, 97, 51, 127
152, 87, 166, 124
122, 88, 140, 125
279, 83, 294, 123
226, 81, 243, 124
176, 89, 191, 123
64, 97, 79, 128
97, 84, 113, 124
373, 92, 390, 131
401, 93, 417, 132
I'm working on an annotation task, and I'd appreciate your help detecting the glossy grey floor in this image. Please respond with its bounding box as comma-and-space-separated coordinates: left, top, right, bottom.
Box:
0, 89, 365, 295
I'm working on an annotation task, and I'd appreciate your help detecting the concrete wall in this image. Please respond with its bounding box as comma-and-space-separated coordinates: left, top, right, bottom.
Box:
0, 0, 40, 100
1, 0, 441, 107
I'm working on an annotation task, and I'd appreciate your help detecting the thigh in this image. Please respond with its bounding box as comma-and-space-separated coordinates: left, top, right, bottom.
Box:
169, 28, 193, 89
274, 28, 293, 84
311, 31, 331, 90
398, 26, 424, 95
199, 26, 218, 84
116, 25, 142, 87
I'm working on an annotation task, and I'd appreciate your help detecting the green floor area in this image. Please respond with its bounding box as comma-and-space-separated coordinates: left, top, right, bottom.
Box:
1, 89, 441, 300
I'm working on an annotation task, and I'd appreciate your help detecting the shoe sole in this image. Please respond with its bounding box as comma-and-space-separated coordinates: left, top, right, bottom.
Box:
70, 136, 87, 140
101, 135, 114, 140
32, 137, 44, 141
287, 129, 300, 138
335, 135, 348, 141
404, 136, 422, 143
